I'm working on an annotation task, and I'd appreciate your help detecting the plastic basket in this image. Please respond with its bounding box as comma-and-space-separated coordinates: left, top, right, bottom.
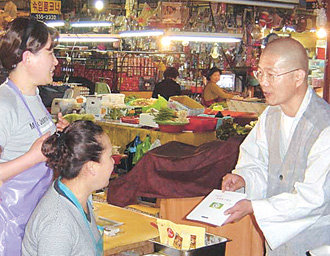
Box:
168, 96, 204, 116
184, 116, 218, 132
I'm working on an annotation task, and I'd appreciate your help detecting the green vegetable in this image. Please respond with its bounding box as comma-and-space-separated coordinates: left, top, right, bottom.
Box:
154, 107, 177, 122
63, 114, 95, 123
216, 118, 237, 141
216, 118, 256, 140
210, 102, 228, 110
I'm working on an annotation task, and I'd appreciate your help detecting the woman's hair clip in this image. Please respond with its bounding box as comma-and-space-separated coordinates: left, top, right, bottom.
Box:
55, 132, 66, 146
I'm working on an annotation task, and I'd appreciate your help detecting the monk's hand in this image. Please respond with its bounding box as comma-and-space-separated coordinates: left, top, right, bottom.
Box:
222, 199, 253, 225
221, 173, 245, 192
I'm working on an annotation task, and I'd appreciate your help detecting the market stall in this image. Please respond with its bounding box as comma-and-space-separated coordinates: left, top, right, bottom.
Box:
0, 0, 328, 255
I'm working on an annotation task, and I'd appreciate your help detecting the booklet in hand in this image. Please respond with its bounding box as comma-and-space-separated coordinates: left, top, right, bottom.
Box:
186, 189, 247, 226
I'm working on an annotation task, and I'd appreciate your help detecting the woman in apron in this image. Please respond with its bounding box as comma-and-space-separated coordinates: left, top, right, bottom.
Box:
22, 120, 114, 256
0, 17, 68, 255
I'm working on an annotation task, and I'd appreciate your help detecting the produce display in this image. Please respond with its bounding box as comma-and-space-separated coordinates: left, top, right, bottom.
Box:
124, 95, 140, 104
216, 118, 257, 141
209, 102, 228, 111
63, 113, 95, 123
154, 108, 189, 125
104, 108, 128, 120
128, 98, 157, 107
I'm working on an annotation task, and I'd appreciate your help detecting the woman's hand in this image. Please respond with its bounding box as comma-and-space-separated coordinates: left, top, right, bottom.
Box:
56, 112, 70, 132
27, 132, 50, 164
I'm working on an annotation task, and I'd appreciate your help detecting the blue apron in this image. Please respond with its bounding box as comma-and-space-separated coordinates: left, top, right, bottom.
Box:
0, 80, 55, 256
57, 179, 104, 256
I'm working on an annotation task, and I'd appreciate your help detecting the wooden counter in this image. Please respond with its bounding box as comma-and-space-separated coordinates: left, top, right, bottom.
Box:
94, 202, 158, 255
97, 121, 217, 150
159, 197, 264, 256
94, 199, 263, 256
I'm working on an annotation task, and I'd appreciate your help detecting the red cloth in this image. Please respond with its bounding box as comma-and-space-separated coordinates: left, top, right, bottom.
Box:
107, 137, 245, 207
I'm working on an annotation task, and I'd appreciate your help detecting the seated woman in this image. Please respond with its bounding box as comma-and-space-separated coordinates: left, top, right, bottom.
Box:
202, 67, 236, 107
152, 67, 181, 100
22, 120, 114, 256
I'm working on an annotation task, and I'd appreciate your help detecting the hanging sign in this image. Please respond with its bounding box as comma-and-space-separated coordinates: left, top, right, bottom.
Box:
30, 0, 61, 21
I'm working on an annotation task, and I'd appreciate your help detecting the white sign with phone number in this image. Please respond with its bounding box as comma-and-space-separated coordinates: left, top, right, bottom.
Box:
32, 14, 59, 21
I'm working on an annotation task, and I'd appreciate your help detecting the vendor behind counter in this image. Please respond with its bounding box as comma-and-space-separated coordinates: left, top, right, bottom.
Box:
202, 67, 237, 107
152, 67, 181, 100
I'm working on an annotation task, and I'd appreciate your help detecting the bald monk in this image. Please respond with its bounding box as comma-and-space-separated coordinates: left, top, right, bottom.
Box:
221, 37, 330, 255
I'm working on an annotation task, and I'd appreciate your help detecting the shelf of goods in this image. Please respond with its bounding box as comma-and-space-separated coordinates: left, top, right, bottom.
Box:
54, 49, 214, 93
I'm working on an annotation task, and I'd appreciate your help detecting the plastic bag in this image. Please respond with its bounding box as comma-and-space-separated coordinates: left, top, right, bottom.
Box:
132, 135, 151, 165
142, 95, 168, 112
149, 138, 161, 151
118, 135, 142, 171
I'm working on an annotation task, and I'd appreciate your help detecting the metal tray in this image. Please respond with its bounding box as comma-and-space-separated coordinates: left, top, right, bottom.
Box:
149, 233, 228, 256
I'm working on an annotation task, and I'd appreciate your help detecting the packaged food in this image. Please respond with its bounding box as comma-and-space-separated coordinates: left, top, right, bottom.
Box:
157, 219, 205, 250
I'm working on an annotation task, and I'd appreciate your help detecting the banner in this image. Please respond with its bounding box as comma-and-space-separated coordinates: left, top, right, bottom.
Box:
30, 0, 61, 15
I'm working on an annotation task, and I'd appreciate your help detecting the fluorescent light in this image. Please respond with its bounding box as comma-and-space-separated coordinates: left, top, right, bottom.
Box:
59, 34, 119, 43
71, 21, 113, 28
198, 0, 295, 9
46, 20, 65, 27
119, 30, 164, 37
164, 32, 243, 43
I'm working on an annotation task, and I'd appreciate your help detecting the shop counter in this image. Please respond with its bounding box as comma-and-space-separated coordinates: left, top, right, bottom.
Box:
94, 199, 263, 256
159, 197, 264, 256
97, 121, 217, 150
94, 202, 158, 255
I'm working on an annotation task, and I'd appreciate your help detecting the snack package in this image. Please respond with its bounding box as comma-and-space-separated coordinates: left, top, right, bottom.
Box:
157, 219, 205, 250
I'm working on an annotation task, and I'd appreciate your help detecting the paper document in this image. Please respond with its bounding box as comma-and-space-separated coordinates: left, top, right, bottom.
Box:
186, 189, 247, 226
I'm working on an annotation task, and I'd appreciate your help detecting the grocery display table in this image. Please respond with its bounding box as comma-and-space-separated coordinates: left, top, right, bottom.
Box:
94, 202, 158, 255
97, 121, 217, 150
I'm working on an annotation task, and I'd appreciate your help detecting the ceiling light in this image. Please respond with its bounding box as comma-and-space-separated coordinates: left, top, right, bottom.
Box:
198, 0, 296, 9
163, 32, 243, 43
46, 20, 65, 27
71, 21, 113, 28
119, 30, 164, 37
95, 0, 104, 11
316, 28, 327, 39
59, 34, 119, 43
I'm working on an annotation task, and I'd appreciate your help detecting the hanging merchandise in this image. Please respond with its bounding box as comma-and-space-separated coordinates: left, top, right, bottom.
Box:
210, 43, 220, 59
125, 0, 135, 18
136, 2, 153, 26
272, 12, 284, 30
315, 8, 327, 28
